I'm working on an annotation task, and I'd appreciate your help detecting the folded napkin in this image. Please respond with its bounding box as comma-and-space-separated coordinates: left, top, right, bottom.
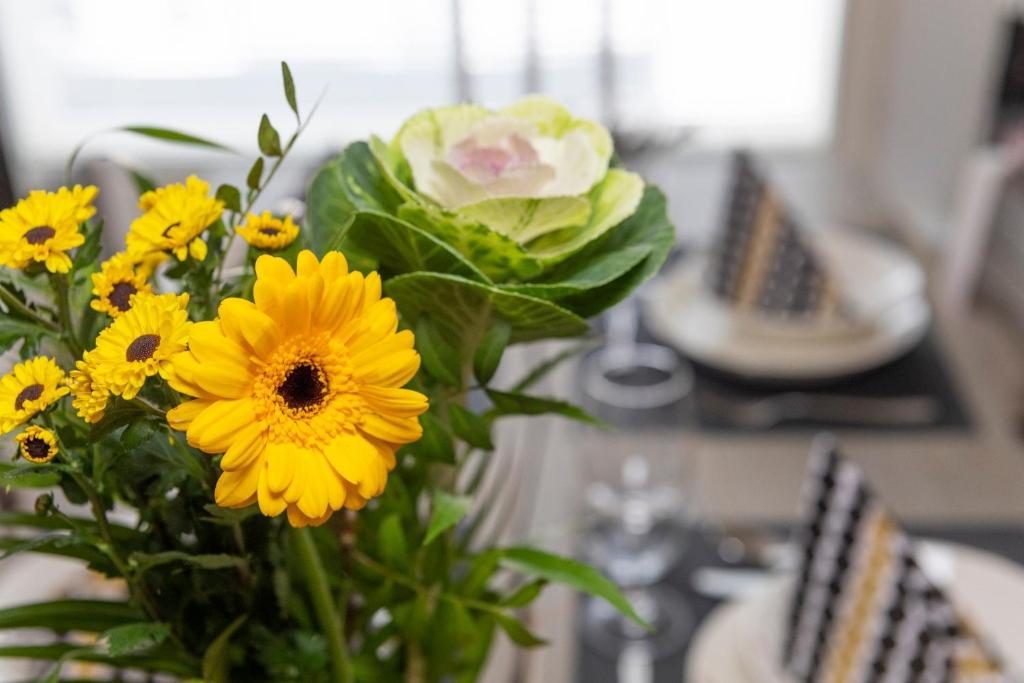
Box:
783, 435, 1007, 682
706, 151, 843, 320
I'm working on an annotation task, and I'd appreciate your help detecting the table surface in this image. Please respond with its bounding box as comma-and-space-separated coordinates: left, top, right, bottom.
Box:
573, 524, 1024, 683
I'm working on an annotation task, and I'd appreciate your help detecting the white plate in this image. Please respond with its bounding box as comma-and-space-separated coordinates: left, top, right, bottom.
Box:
644, 232, 930, 382
687, 542, 1024, 683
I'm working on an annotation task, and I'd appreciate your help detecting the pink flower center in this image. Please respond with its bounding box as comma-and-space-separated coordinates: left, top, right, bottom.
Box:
448, 133, 540, 185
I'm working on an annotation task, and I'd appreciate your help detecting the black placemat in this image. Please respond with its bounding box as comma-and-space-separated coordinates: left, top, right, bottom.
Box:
577, 317, 972, 433
573, 525, 1024, 683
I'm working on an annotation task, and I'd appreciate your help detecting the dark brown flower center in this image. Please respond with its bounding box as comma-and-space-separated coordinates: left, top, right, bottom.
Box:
277, 363, 327, 410
14, 384, 44, 411
126, 334, 161, 362
23, 226, 56, 244
23, 437, 51, 461
109, 281, 138, 312
258, 227, 280, 236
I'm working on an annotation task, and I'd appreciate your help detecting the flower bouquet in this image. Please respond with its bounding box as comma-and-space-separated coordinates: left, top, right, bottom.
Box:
0, 64, 673, 682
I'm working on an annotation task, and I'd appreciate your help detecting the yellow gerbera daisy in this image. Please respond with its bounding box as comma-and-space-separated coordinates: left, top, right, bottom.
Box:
126, 176, 223, 262
90, 292, 191, 399
91, 252, 154, 317
16, 425, 59, 463
0, 357, 70, 434
236, 212, 299, 251
67, 354, 110, 424
165, 250, 428, 528
0, 185, 98, 273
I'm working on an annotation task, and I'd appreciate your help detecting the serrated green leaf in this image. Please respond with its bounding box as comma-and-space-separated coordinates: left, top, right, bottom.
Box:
384, 272, 588, 359
0, 600, 143, 633
120, 126, 235, 153
448, 404, 493, 450
102, 622, 170, 656
257, 114, 283, 156
499, 547, 648, 627
472, 319, 509, 385
281, 61, 299, 118
329, 209, 488, 283
130, 551, 247, 572
0, 318, 50, 355
202, 615, 247, 683
247, 157, 265, 190
397, 203, 542, 282
215, 184, 242, 213
378, 513, 409, 569
543, 184, 674, 318
493, 613, 546, 647
501, 579, 548, 608
424, 490, 472, 545
485, 389, 606, 427
306, 142, 404, 254
415, 317, 461, 386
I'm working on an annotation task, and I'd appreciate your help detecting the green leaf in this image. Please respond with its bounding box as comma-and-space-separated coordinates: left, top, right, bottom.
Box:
306, 142, 404, 254
0, 318, 50, 355
472, 319, 510, 385
247, 157, 265, 190
501, 579, 548, 608
126, 167, 157, 194
0, 600, 143, 633
526, 169, 645, 263
397, 203, 543, 282
215, 184, 242, 213
0, 643, 195, 676
72, 220, 103, 276
424, 490, 472, 545
504, 244, 651, 301
485, 389, 606, 427
102, 622, 170, 656
120, 126, 235, 153
257, 114, 283, 156
281, 61, 299, 118
415, 317, 461, 386
415, 411, 455, 463
541, 184, 675, 318
0, 462, 61, 488
329, 209, 489, 283
378, 513, 409, 569
448, 404, 493, 451
499, 547, 648, 627
0, 536, 120, 576
201, 503, 260, 527
130, 551, 247, 572
493, 613, 547, 647
510, 340, 599, 393
202, 615, 247, 683
384, 272, 588, 358
88, 399, 148, 440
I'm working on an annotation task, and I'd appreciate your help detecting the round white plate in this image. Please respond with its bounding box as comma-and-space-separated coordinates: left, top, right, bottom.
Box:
687, 542, 1024, 683
644, 231, 930, 382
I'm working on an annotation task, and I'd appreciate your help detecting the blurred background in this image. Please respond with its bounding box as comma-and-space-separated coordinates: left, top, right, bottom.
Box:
3, 1, 1024, 682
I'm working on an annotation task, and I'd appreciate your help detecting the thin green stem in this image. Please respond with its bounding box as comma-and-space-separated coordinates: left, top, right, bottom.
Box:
293, 527, 353, 683
0, 284, 58, 332
50, 274, 83, 357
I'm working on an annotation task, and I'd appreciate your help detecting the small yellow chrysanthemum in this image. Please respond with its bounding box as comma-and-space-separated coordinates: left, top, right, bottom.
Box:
67, 354, 110, 424
90, 293, 191, 399
16, 425, 58, 463
0, 357, 69, 434
0, 185, 98, 273
236, 212, 299, 251
165, 250, 428, 528
91, 252, 154, 317
126, 176, 223, 262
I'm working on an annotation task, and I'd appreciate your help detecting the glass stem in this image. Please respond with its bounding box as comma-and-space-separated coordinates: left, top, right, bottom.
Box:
293, 526, 353, 683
